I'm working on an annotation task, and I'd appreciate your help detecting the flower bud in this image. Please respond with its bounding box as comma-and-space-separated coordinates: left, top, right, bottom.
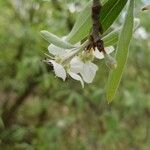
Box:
80, 50, 94, 62
142, 5, 150, 11
104, 54, 117, 70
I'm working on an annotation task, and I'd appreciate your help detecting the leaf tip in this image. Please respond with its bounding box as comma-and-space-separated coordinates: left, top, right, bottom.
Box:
40, 30, 47, 36
106, 96, 113, 104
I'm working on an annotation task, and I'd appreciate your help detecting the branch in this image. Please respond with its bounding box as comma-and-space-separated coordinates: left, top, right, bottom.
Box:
87, 0, 105, 53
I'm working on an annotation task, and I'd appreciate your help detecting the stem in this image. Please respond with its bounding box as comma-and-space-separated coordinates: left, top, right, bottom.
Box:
91, 0, 102, 41
87, 0, 105, 53
62, 40, 90, 64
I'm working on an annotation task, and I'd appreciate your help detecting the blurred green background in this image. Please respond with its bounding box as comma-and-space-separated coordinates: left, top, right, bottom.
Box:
0, 0, 149, 150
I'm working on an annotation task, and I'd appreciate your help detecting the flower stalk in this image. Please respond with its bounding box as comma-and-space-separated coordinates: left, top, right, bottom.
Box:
61, 39, 90, 64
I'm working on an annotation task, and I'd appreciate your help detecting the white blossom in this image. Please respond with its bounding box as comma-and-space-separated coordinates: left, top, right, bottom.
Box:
81, 62, 98, 83
47, 45, 84, 87
68, 71, 84, 88
46, 43, 115, 87
70, 57, 98, 83
48, 44, 66, 56
93, 46, 114, 59
49, 60, 66, 81
70, 56, 83, 73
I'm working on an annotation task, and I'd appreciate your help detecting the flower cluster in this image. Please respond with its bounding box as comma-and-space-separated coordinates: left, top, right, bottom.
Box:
44, 42, 115, 87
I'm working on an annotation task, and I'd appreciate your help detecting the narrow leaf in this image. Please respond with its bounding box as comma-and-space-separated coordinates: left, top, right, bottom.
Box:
103, 18, 140, 47
66, 0, 128, 44
41, 30, 74, 49
106, 0, 134, 103
102, 29, 120, 47
66, 1, 102, 43
101, 0, 127, 31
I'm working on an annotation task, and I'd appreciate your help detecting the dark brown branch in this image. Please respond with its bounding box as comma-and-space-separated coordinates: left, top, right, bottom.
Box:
91, 0, 103, 40
87, 0, 105, 53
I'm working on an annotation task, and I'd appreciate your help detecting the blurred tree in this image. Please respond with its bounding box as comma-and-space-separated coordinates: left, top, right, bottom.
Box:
0, 0, 149, 150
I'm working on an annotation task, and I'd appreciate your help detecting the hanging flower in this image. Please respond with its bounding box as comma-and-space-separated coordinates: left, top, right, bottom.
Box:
46, 44, 85, 87
45, 42, 116, 87
70, 55, 98, 84
48, 60, 67, 81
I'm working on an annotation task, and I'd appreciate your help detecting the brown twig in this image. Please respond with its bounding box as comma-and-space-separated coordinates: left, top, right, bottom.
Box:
87, 0, 105, 53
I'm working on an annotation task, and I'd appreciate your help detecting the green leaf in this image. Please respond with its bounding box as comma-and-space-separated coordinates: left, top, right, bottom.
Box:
65, 1, 96, 43
66, 0, 128, 44
101, 0, 127, 32
106, 0, 134, 103
40, 30, 74, 49
103, 18, 140, 47
102, 29, 120, 47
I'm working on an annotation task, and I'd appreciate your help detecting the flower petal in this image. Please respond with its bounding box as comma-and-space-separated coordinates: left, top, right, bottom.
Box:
70, 57, 84, 73
93, 46, 115, 59
48, 44, 66, 56
80, 62, 98, 83
105, 46, 115, 54
49, 60, 66, 81
68, 71, 84, 88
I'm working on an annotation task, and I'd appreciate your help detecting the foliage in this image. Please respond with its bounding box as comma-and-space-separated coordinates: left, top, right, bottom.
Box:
0, 0, 150, 150
106, 0, 134, 102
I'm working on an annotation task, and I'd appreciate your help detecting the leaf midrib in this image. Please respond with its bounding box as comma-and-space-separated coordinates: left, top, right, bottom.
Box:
101, 0, 120, 24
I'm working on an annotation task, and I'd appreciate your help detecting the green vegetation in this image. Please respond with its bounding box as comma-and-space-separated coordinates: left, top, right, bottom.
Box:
0, 0, 149, 150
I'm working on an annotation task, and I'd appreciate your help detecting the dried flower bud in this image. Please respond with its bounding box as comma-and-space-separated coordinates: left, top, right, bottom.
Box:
142, 5, 150, 11
104, 54, 117, 70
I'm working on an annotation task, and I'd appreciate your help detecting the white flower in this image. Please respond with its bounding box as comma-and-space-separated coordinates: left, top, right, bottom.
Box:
67, 71, 84, 88
48, 44, 68, 57
69, 56, 83, 73
81, 62, 98, 83
47, 44, 84, 87
46, 43, 115, 87
70, 56, 98, 84
93, 46, 114, 59
49, 60, 66, 81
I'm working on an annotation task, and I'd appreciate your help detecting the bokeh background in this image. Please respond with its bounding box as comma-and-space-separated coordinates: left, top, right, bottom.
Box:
0, 0, 150, 150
